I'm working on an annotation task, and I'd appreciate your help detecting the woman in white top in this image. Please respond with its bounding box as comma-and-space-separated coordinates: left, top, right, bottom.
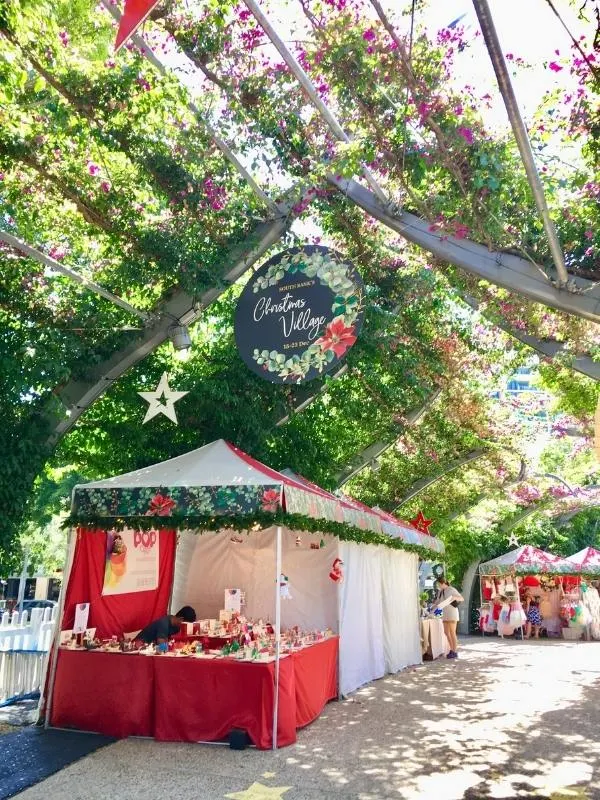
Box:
432, 577, 464, 659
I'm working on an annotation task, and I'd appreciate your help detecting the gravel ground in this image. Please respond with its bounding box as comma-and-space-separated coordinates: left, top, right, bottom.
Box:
13, 636, 600, 800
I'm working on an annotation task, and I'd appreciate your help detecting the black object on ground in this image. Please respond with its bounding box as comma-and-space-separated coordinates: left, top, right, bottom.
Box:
0, 727, 115, 799
228, 728, 251, 750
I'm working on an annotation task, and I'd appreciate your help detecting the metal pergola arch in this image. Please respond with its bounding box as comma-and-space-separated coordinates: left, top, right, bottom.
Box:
2, 0, 597, 455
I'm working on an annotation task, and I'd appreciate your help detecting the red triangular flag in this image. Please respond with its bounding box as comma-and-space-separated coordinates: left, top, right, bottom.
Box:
115, 0, 160, 52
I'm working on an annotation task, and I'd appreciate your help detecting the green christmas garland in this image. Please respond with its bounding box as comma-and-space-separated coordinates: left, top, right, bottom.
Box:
63, 510, 441, 560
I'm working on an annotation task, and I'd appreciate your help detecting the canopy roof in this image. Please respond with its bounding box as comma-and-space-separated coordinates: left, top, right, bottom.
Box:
567, 547, 600, 574
479, 545, 576, 575
72, 440, 443, 554
281, 469, 441, 552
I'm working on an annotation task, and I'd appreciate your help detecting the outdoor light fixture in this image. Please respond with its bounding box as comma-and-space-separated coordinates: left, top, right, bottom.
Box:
168, 324, 192, 360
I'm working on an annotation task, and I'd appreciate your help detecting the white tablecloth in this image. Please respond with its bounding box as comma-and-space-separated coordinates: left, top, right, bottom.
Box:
421, 618, 449, 659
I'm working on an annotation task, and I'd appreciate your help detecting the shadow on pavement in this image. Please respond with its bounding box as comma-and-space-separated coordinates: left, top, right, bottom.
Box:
0, 727, 114, 800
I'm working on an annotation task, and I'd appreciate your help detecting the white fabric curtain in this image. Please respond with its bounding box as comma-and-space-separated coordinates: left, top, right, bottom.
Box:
381, 550, 421, 673
339, 542, 385, 696
171, 528, 337, 630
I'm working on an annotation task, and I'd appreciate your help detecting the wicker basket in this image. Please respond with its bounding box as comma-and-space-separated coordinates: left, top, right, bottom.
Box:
562, 626, 583, 641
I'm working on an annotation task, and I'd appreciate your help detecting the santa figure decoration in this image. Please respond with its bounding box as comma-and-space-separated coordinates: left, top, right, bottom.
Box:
329, 558, 344, 583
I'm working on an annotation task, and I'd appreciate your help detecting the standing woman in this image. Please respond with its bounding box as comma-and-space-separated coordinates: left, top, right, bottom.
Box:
524, 589, 542, 639
433, 577, 464, 659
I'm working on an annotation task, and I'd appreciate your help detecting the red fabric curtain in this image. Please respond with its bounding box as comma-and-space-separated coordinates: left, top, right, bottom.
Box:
61, 527, 176, 638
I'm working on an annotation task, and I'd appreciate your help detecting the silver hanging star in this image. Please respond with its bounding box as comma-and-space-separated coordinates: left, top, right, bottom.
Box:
507, 532, 520, 548
138, 372, 188, 424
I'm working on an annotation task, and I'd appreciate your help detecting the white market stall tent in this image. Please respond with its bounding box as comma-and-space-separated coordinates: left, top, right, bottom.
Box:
49, 439, 444, 746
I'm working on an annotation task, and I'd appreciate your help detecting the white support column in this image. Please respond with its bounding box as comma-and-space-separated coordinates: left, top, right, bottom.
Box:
472, 0, 568, 285
0, 230, 150, 322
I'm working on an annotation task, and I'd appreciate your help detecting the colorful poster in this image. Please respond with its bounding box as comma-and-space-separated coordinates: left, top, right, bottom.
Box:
102, 529, 159, 596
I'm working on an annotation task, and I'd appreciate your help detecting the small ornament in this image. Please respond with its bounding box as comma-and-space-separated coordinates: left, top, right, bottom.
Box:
319, 539, 325, 548
409, 510, 433, 534
329, 558, 344, 583
295, 536, 302, 547
138, 371, 188, 424
230, 534, 244, 544
310, 542, 320, 550
279, 574, 292, 599
507, 532, 520, 548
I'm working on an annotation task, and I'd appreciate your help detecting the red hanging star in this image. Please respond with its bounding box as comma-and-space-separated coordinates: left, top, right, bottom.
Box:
409, 510, 433, 535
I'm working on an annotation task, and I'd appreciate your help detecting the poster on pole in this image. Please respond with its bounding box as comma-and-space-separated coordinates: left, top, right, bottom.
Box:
102, 529, 159, 596
73, 603, 90, 634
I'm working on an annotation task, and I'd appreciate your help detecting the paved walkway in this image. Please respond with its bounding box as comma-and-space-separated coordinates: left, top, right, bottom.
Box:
13, 637, 600, 799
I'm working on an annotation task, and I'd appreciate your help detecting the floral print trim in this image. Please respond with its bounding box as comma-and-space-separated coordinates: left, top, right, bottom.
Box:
73, 484, 283, 518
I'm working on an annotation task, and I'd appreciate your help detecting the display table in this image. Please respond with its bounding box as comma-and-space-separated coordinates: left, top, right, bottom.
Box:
420, 619, 448, 660
51, 649, 155, 738
50, 637, 338, 749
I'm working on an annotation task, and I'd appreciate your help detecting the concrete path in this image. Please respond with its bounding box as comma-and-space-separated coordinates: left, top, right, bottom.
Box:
14, 637, 600, 799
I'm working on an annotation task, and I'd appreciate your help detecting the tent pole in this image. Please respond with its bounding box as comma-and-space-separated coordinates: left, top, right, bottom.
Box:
44, 528, 74, 729
337, 542, 343, 701
272, 525, 282, 751
480, 572, 484, 637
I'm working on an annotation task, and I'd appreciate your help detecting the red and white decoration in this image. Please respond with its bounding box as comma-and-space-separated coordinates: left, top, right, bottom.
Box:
114, 0, 160, 51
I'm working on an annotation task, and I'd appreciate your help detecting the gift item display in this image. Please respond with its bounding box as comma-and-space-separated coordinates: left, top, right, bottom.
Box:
60, 606, 335, 663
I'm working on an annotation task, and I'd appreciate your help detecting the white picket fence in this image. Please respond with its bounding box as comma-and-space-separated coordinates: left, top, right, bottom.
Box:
0, 607, 58, 706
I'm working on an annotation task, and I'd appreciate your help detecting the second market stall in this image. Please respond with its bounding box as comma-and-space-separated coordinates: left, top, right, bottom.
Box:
478, 546, 578, 639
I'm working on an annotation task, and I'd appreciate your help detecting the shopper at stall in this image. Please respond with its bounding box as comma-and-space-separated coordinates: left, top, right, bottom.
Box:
432, 578, 463, 659
137, 606, 197, 645
524, 590, 542, 639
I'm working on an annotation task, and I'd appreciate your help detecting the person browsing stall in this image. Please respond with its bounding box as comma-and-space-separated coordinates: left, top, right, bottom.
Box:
431, 577, 463, 660
138, 606, 197, 645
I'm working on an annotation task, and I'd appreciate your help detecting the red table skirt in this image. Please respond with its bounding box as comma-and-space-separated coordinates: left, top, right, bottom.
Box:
293, 636, 338, 729
50, 638, 338, 749
51, 650, 154, 738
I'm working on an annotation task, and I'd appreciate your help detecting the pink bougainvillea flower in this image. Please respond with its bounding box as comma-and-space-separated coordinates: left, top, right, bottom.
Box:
100, 181, 111, 193
87, 161, 100, 176
457, 126, 474, 144
147, 493, 176, 516
548, 61, 563, 72
261, 489, 280, 512
362, 29, 376, 42
315, 318, 357, 358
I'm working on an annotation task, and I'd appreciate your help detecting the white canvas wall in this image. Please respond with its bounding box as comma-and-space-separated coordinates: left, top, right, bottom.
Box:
171, 527, 338, 631
381, 550, 421, 673
172, 530, 421, 698
338, 541, 386, 696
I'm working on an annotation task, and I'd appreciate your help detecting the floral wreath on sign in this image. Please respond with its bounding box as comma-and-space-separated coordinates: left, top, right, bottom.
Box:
251, 249, 362, 382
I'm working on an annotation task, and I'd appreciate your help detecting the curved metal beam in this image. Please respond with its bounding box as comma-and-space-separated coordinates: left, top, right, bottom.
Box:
461, 294, 600, 381
393, 448, 488, 511
333, 177, 600, 322
335, 387, 442, 486
46, 215, 290, 443
472, 0, 568, 284
101, 0, 280, 216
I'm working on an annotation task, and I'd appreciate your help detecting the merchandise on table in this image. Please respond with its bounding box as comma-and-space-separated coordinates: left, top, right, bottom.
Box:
60, 606, 335, 663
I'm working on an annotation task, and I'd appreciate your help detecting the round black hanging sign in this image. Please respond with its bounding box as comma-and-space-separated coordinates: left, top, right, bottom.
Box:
234, 245, 365, 384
